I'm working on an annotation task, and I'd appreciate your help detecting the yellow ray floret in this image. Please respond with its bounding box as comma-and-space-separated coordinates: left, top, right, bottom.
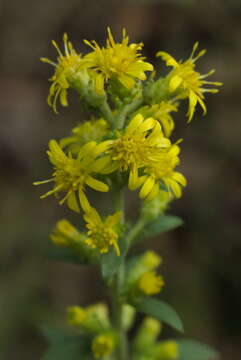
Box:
33, 140, 112, 213
84, 207, 122, 255
138, 271, 164, 295
41, 33, 85, 113
157, 42, 222, 121
82, 27, 153, 93
105, 113, 171, 190
139, 144, 187, 200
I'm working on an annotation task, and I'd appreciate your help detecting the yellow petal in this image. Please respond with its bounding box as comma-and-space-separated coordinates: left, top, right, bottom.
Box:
139, 176, 155, 199
67, 192, 80, 213
156, 51, 179, 67
60, 89, 68, 107
126, 114, 144, 134
78, 189, 91, 212
169, 75, 183, 92
85, 175, 109, 192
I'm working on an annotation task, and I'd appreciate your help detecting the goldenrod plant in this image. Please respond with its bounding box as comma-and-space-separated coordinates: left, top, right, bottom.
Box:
35, 28, 221, 360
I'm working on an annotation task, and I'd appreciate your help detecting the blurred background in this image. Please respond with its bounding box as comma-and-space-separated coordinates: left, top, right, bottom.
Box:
1, 0, 241, 359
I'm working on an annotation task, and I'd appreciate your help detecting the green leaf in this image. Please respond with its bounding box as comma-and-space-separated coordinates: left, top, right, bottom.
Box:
139, 215, 183, 243
47, 244, 89, 265
137, 298, 184, 333
177, 339, 218, 360
41, 327, 92, 360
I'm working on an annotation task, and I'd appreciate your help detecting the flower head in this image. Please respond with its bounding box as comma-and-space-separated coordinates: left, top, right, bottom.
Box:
106, 113, 171, 190
138, 271, 164, 295
41, 33, 86, 113
138, 102, 178, 137
141, 251, 162, 269
60, 118, 109, 154
157, 42, 222, 121
82, 27, 153, 93
67, 303, 110, 333
92, 333, 115, 359
33, 139, 111, 212
67, 306, 87, 326
84, 207, 122, 255
134, 317, 161, 351
139, 144, 187, 200
50, 219, 82, 246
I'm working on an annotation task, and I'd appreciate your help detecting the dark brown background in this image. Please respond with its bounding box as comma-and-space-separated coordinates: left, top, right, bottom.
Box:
1, 0, 241, 359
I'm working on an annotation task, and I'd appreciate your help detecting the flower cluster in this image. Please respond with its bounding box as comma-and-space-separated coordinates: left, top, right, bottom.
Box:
37, 28, 221, 360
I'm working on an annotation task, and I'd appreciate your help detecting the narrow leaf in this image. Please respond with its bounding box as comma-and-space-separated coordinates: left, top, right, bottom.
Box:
141, 215, 183, 240
47, 244, 89, 265
177, 339, 218, 360
137, 298, 184, 333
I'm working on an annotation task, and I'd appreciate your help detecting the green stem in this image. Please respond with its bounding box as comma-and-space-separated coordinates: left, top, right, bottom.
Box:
99, 99, 115, 127
125, 217, 147, 250
112, 185, 128, 360
114, 96, 143, 129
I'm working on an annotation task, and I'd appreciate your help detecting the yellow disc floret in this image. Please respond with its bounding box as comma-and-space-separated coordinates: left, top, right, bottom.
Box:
157, 42, 222, 121
82, 27, 153, 93
84, 207, 122, 255
138, 271, 164, 295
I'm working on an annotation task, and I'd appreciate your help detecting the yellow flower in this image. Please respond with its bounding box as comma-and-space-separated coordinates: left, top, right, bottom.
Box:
138, 144, 187, 200
105, 113, 171, 190
60, 118, 109, 154
41, 33, 86, 113
92, 333, 115, 359
133, 317, 161, 351
141, 251, 162, 269
67, 303, 110, 333
33, 139, 111, 213
84, 207, 122, 255
157, 43, 222, 122
82, 27, 153, 93
142, 317, 161, 338
154, 341, 179, 359
138, 102, 178, 137
138, 271, 164, 295
50, 219, 82, 246
67, 306, 87, 326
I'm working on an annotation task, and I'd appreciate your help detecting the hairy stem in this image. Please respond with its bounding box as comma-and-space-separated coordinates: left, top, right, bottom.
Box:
114, 96, 143, 129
